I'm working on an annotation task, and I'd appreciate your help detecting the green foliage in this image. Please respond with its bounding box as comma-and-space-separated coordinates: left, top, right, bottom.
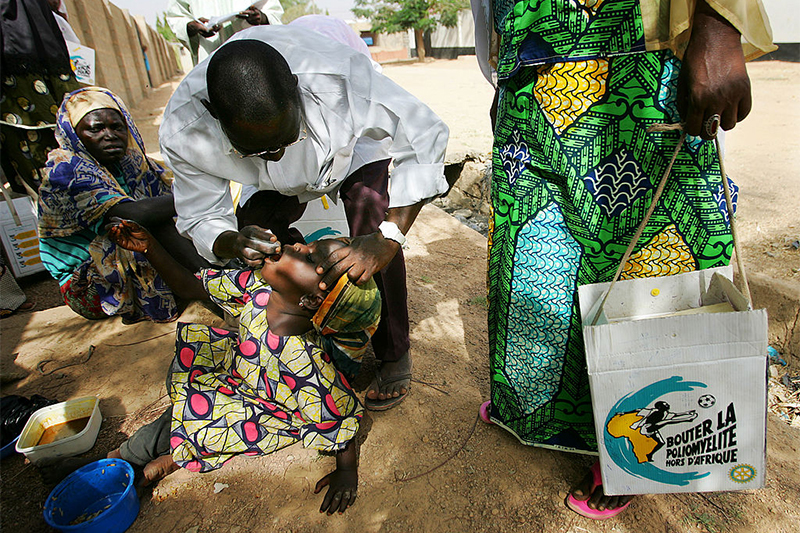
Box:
156, 13, 177, 43
682, 503, 728, 533
352, 0, 467, 34
466, 296, 488, 308
279, 0, 325, 23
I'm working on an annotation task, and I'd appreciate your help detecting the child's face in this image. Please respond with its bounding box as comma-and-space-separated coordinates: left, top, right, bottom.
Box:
260, 239, 345, 296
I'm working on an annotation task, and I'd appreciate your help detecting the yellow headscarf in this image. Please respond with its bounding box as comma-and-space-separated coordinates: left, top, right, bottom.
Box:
64, 87, 123, 127
312, 274, 381, 338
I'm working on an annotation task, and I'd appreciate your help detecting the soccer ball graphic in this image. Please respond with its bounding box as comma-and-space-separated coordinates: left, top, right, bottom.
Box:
698, 394, 716, 408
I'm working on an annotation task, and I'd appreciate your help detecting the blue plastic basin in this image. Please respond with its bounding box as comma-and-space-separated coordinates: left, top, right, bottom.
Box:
1, 435, 20, 459
43, 458, 139, 533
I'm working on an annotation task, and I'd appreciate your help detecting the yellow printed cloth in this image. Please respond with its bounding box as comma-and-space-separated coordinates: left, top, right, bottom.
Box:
640, 0, 777, 61
168, 268, 366, 472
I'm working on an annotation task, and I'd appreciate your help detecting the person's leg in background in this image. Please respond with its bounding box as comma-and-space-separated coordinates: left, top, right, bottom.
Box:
108, 407, 178, 485
236, 190, 307, 246
339, 159, 412, 410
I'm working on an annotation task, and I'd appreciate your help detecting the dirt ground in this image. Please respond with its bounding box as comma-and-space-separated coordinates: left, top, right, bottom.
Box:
1, 57, 799, 533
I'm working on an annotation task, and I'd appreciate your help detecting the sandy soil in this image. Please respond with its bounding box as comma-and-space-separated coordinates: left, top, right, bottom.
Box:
1, 57, 798, 533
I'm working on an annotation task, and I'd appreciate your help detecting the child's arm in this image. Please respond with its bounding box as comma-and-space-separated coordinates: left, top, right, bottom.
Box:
314, 437, 359, 515
107, 217, 208, 301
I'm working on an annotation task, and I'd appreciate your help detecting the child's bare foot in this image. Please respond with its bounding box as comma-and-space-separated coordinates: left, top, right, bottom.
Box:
141, 455, 179, 486
107, 448, 122, 459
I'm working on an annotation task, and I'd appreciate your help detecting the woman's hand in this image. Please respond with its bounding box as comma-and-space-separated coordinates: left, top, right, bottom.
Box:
106, 217, 152, 253
314, 468, 358, 515
677, 1, 751, 140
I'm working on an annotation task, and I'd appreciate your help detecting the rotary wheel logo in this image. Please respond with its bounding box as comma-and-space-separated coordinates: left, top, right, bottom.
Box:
729, 464, 756, 484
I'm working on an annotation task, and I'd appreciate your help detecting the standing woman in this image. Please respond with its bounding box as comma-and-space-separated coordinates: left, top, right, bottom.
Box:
0, 0, 80, 193
472, 0, 775, 518
38, 87, 208, 323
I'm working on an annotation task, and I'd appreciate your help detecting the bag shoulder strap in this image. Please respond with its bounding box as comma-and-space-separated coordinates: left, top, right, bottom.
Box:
589, 128, 751, 326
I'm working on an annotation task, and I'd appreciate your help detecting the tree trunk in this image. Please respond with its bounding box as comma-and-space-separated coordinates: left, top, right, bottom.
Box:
414, 28, 426, 62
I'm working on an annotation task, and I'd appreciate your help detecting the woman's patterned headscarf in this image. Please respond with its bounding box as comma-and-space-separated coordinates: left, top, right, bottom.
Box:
38, 86, 171, 238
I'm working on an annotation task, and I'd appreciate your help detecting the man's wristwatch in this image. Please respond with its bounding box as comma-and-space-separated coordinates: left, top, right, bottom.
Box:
378, 221, 407, 247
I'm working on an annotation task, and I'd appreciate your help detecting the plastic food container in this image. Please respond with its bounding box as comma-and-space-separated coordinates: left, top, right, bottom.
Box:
15, 396, 102, 465
43, 458, 139, 533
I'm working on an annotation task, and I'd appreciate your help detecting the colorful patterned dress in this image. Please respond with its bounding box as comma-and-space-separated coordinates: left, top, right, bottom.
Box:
0, 0, 81, 193
168, 268, 364, 472
487, 0, 736, 453
1, 72, 79, 192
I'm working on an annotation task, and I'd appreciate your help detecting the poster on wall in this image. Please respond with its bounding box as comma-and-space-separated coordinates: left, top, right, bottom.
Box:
0, 197, 45, 277
68, 41, 96, 85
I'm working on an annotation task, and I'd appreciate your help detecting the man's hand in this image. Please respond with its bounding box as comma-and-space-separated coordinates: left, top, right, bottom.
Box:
237, 6, 268, 25
212, 226, 281, 267
316, 233, 400, 289
677, 1, 751, 140
314, 468, 358, 515
187, 18, 220, 38
106, 217, 151, 254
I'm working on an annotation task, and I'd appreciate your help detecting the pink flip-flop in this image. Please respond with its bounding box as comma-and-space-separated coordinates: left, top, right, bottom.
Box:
565, 462, 631, 519
479, 401, 493, 424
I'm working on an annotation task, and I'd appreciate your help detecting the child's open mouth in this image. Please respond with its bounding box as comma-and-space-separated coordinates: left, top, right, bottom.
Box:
264, 250, 282, 263
247, 237, 282, 263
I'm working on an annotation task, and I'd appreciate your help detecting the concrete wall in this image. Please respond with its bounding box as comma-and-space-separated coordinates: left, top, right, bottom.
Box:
349, 21, 411, 63
763, 0, 800, 43
427, 10, 475, 53
409, 10, 476, 59
760, 0, 800, 61
63, 0, 181, 107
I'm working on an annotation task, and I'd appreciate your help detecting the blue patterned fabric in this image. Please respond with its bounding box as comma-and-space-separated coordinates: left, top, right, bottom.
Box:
583, 149, 652, 219
505, 204, 581, 413
38, 87, 170, 239
713, 178, 739, 224
36, 87, 178, 323
499, 130, 533, 188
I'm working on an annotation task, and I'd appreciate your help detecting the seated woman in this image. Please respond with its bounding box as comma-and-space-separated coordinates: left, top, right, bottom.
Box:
37, 86, 208, 323
103, 219, 381, 514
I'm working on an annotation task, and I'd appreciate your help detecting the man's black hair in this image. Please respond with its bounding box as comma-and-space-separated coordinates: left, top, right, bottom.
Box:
206, 40, 298, 127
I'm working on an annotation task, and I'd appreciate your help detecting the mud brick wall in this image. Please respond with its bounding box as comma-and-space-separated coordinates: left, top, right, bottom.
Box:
62, 0, 181, 107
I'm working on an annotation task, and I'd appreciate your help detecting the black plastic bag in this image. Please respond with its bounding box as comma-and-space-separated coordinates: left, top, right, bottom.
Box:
1, 395, 59, 446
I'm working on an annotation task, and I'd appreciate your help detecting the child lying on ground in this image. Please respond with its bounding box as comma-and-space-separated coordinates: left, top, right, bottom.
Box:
104, 218, 382, 515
